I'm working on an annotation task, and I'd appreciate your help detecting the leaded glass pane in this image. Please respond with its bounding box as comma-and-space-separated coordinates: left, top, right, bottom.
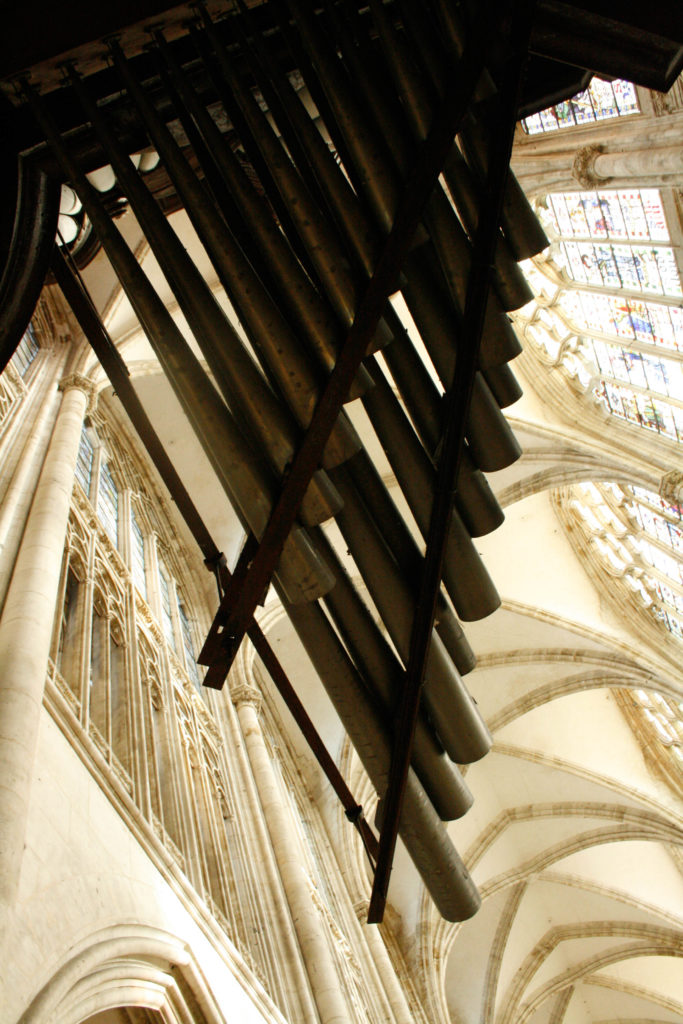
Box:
613, 79, 639, 114
97, 463, 118, 546
588, 340, 683, 401
554, 100, 574, 128
75, 429, 94, 496
12, 325, 40, 377
571, 89, 596, 124
594, 381, 682, 440
630, 487, 682, 521
558, 291, 683, 351
548, 190, 669, 244
640, 539, 683, 583
158, 564, 177, 651
131, 508, 147, 598
178, 601, 201, 689
521, 77, 639, 133
558, 241, 681, 296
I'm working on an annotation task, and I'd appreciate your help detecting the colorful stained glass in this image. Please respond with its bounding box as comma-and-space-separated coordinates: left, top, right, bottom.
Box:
549, 190, 669, 243
521, 78, 639, 133
558, 241, 682, 296
628, 501, 683, 554
12, 325, 40, 377
589, 339, 683, 401
613, 79, 639, 114
97, 463, 119, 546
630, 486, 682, 521
75, 429, 94, 496
557, 290, 683, 352
595, 380, 682, 441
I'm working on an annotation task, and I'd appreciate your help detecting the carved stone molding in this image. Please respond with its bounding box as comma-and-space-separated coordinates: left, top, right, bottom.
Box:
572, 143, 605, 187
659, 469, 683, 505
3, 361, 24, 390
231, 682, 263, 714
58, 371, 98, 413
353, 898, 370, 922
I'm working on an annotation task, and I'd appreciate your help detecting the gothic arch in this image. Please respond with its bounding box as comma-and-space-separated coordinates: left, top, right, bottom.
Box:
500, 938, 683, 1024
17, 924, 226, 1024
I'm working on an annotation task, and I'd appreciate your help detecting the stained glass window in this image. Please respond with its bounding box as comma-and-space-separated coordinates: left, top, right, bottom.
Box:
540, 190, 682, 298
178, 601, 201, 689
12, 325, 40, 377
630, 486, 683, 521
556, 241, 681, 296
594, 381, 683, 441
571, 482, 683, 643
589, 340, 683, 401
547, 190, 668, 243
131, 508, 147, 598
557, 291, 683, 352
158, 563, 177, 652
522, 78, 639, 134
75, 428, 94, 496
97, 463, 119, 546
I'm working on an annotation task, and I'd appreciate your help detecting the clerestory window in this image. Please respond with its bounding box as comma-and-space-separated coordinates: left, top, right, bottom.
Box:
521, 77, 639, 134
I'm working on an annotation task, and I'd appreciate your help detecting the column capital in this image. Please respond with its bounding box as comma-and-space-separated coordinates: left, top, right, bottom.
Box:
231, 682, 262, 713
660, 469, 683, 505
58, 372, 98, 412
353, 898, 370, 922
572, 143, 604, 188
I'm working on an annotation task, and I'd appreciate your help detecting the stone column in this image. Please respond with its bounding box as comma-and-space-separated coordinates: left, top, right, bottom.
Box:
0, 372, 94, 910
353, 899, 416, 1024
232, 681, 351, 1024
207, 682, 320, 1024
592, 146, 683, 183
0, 349, 66, 611
511, 109, 683, 196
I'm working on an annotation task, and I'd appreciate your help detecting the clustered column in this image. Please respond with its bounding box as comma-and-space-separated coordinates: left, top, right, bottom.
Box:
0, 372, 95, 915
232, 680, 352, 1024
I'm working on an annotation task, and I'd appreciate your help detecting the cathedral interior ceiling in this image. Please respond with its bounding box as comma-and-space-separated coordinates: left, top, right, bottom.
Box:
1, 4, 682, 1024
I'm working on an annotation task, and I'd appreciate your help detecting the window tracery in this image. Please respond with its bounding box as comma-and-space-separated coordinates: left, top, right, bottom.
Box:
518, 142, 683, 796
0, 324, 40, 433
44, 412, 290, 1010
517, 186, 683, 444
561, 480, 682, 790
540, 189, 682, 297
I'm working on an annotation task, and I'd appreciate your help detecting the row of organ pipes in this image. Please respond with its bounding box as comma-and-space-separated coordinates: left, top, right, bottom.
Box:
17, 0, 549, 922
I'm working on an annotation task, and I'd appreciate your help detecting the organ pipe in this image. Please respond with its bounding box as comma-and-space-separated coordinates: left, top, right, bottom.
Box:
16, 0, 554, 922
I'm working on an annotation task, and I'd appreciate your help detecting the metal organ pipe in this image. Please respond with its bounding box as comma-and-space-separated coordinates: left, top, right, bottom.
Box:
106, 42, 361, 476
24, 83, 334, 607
67, 63, 345, 529
282, 591, 481, 923
159, 28, 373, 395
19, 1, 556, 922
312, 528, 474, 822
